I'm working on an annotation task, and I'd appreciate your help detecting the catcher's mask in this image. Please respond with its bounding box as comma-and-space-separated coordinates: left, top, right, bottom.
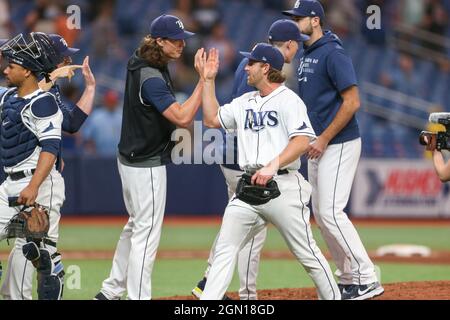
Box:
0, 33, 60, 80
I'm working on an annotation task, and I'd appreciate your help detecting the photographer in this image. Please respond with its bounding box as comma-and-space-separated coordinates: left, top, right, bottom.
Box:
424, 135, 450, 182
421, 112, 450, 182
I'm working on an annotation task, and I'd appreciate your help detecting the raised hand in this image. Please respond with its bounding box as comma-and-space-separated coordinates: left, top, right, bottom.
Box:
203, 48, 219, 81
194, 48, 205, 79
82, 56, 96, 88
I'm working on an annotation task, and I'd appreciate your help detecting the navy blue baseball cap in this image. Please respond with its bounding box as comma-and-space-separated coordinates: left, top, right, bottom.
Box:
268, 19, 310, 42
48, 34, 79, 56
240, 43, 284, 71
150, 14, 195, 40
282, 0, 325, 20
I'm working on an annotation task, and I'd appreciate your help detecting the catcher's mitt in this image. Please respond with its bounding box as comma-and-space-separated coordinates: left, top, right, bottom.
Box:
5, 204, 50, 240
235, 173, 281, 206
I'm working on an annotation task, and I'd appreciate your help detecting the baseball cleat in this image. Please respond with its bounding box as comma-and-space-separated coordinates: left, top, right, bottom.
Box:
338, 283, 357, 296
191, 277, 207, 299
341, 282, 384, 300
94, 292, 111, 300
191, 277, 232, 300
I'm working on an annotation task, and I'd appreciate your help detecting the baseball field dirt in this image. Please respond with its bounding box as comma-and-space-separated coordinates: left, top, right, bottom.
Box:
160, 281, 450, 300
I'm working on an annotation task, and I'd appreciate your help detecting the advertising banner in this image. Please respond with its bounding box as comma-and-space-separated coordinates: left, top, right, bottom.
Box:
352, 159, 450, 218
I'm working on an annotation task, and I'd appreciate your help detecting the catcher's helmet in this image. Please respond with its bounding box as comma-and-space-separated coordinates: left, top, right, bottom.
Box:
0, 33, 60, 78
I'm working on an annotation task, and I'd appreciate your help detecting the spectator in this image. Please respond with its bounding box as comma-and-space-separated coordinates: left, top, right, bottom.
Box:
379, 53, 424, 98
421, 0, 449, 40
0, 0, 11, 39
418, 0, 449, 55
170, 0, 198, 31
169, 0, 202, 72
399, 0, 425, 28
82, 90, 122, 156
204, 22, 236, 79
192, 0, 221, 36
322, 0, 361, 39
24, 0, 60, 33
91, 0, 126, 59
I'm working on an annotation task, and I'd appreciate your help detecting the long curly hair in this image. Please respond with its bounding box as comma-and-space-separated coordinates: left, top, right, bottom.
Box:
267, 68, 286, 83
137, 36, 169, 69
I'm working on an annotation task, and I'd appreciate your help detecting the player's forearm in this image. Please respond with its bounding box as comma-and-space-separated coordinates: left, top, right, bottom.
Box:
178, 79, 203, 126
266, 136, 311, 170
28, 151, 57, 190
320, 86, 360, 143
433, 151, 450, 182
202, 80, 220, 128
76, 85, 95, 115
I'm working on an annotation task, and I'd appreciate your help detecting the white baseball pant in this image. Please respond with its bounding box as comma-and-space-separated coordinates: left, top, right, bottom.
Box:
201, 171, 340, 300
0, 170, 65, 300
308, 138, 378, 285
99, 160, 166, 300
202, 165, 267, 300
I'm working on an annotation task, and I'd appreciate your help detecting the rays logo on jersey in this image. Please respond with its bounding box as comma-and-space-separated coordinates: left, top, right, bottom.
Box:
244, 109, 278, 132
298, 57, 306, 83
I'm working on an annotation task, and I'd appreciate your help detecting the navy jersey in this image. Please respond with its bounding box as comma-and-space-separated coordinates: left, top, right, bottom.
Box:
298, 31, 360, 144
50, 85, 88, 134
0, 88, 62, 172
222, 57, 255, 170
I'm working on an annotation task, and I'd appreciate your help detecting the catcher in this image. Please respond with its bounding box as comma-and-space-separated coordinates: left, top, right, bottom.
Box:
0, 32, 95, 301
0, 32, 66, 300
197, 44, 340, 300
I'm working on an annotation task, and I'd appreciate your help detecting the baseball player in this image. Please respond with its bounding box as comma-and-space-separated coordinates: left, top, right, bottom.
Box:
196, 44, 340, 300
0, 32, 66, 300
95, 14, 203, 300
283, 0, 384, 300
192, 19, 310, 300
0, 33, 96, 300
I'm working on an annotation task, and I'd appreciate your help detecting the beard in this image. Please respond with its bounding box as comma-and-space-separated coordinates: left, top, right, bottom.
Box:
300, 22, 314, 36
302, 25, 313, 36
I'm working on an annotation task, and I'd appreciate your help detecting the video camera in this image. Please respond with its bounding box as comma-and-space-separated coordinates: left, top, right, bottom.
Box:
419, 113, 450, 151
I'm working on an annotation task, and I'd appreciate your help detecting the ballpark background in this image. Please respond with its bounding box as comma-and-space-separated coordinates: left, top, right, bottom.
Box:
0, 0, 449, 300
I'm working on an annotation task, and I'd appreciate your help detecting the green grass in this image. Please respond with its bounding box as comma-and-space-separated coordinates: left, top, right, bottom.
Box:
50, 224, 450, 251
0, 222, 449, 299
2, 224, 447, 252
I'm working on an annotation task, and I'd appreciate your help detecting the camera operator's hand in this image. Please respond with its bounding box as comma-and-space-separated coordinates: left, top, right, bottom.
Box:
423, 135, 437, 151
432, 149, 450, 182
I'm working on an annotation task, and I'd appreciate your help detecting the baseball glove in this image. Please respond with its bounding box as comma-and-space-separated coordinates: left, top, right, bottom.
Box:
5, 204, 50, 240
235, 173, 281, 206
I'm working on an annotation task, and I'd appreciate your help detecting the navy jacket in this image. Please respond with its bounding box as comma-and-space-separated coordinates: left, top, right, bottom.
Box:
298, 31, 360, 144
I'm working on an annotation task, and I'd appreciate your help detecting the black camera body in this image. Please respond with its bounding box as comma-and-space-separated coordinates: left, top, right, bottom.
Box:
419, 117, 450, 151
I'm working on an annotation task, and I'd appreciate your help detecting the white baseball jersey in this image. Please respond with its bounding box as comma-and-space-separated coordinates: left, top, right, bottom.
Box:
218, 86, 316, 171
201, 85, 340, 300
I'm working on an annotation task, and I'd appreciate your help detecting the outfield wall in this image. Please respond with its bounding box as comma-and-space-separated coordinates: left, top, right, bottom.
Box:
1, 156, 448, 218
